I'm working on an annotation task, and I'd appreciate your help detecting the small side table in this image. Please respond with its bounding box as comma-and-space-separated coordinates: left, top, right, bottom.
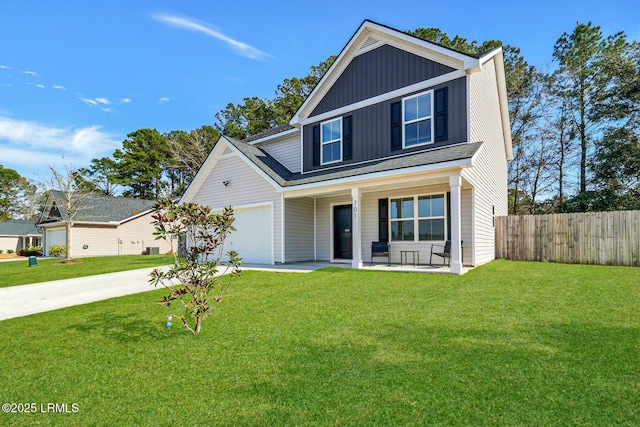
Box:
400, 250, 419, 267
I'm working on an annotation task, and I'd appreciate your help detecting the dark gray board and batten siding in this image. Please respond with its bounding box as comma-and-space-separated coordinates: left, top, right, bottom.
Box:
303, 77, 467, 172
311, 44, 456, 116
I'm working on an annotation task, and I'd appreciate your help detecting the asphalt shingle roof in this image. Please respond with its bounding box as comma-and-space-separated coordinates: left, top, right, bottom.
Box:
43, 191, 157, 223
0, 220, 39, 236
225, 136, 482, 187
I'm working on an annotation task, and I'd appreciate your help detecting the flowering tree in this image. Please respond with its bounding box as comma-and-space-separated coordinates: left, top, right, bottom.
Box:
150, 198, 241, 335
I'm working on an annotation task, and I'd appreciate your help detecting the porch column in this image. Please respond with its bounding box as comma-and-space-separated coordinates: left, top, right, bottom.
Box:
351, 187, 362, 268
449, 175, 463, 274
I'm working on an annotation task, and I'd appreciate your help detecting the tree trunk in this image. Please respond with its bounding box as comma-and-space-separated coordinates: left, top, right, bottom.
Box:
66, 221, 72, 261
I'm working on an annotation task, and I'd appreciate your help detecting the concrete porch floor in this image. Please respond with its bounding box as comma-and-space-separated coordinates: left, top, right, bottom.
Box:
241, 261, 470, 274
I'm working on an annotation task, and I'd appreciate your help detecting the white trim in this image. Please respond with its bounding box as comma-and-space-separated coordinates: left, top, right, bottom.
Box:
280, 193, 285, 264
302, 139, 470, 176
389, 192, 447, 243
313, 197, 317, 261
320, 117, 343, 165
402, 90, 435, 149
281, 157, 473, 196
329, 201, 352, 263
292, 70, 465, 126
290, 20, 480, 124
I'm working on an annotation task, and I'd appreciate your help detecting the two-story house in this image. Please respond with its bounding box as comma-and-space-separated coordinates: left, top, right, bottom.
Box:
180, 20, 512, 274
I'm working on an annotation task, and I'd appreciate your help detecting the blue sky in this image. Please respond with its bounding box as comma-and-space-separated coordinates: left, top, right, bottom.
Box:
1, 0, 638, 183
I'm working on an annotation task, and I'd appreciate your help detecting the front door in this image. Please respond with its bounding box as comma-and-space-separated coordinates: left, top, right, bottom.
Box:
333, 205, 352, 259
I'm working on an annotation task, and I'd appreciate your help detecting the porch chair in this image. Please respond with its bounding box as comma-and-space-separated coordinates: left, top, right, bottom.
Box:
429, 241, 463, 267
371, 241, 390, 265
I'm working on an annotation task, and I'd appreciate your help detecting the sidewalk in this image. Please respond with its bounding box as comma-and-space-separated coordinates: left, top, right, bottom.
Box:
0, 267, 162, 321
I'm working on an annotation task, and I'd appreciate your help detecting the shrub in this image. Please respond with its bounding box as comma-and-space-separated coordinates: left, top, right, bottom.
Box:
17, 246, 43, 257
6, 249, 13, 254
0, 250, 4, 254
150, 198, 242, 335
48, 244, 66, 257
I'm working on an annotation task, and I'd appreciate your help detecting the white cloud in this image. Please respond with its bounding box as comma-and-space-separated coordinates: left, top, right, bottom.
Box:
120, 98, 132, 104
0, 116, 119, 160
22, 70, 39, 76
79, 96, 111, 107
159, 96, 171, 103
153, 14, 271, 60
52, 85, 66, 90
0, 65, 12, 70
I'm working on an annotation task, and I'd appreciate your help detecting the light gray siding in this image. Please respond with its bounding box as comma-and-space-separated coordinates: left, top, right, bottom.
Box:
311, 44, 455, 116
463, 57, 509, 266
190, 154, 282, 263
284, 198, 314, 261
260, 134, 301, 173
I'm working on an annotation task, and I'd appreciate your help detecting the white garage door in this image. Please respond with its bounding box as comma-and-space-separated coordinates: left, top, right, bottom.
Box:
45, 228, 66, 255
223, 205, 273, 264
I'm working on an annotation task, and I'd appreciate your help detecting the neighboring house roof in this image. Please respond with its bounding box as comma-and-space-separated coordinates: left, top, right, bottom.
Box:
0, 219, 40, 237
226, 136, 482, 187
38, 190, 157, 225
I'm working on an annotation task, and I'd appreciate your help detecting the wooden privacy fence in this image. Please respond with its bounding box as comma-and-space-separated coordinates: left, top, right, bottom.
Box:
495, 210, 640, 266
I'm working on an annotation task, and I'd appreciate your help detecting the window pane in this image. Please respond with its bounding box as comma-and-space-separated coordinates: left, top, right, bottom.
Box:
390, 199, 399, 219
417, 93, 431, 118
402, 198, 414, 218
417, 119, 431, 144
402, 220, 414, 240
405, 122, 419, 147
431, 195, 444, 216
418, 195, 444, 217
322, 119, 340, 143
323, 141, 340, 163
391, 221, 400, 240
404, 97, 418, 122
419, 219, 445, 241
331, 141, 341, 161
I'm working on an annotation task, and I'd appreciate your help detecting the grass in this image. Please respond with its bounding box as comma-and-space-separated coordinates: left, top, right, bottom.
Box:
0, 260, 638, 426
0, 254, 172, 288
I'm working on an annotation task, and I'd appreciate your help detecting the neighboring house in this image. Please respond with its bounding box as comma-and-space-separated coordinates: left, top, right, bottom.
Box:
37, 190, 172, 257
0, 220, 41, 253
181, 20, 512, 274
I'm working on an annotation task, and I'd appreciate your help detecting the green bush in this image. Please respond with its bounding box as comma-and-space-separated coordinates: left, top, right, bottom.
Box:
7, 249, 14, 254
0, 249, 4, 254
48, 244, 66, 257
17, 246, 43, 257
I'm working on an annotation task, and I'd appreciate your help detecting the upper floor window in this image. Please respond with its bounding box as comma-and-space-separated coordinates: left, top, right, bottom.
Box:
321, 118, 342, 164
403, 91, 433, 148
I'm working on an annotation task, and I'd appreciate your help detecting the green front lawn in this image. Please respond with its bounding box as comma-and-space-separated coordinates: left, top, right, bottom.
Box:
0, 254, 172, 288
0, 260, 638, 426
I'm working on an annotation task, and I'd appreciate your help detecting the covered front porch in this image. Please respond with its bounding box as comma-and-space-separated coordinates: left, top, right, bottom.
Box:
281, 170, 474, 275
241, 260, 470, 275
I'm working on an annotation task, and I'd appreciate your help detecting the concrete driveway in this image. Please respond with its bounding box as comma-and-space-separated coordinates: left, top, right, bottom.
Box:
0, 267, 162, 321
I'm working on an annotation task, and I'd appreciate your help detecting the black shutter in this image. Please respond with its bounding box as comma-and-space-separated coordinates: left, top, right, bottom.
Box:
390, 101, 402, 151
434, 87, 448, 142
343, 116, 352, 161
312, 125, 320, 166
378, 198, 389, 242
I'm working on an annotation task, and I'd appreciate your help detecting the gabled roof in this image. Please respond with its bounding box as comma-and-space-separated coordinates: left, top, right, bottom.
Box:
182, 134, 481, 201
290, 20, 486, 126
287, 19, 512, 160
38, 190, 157, 225
0, 219, 40, 237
